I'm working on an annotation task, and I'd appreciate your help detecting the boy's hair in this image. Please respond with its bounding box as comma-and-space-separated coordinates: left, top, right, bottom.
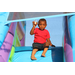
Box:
38, 18, 47, 26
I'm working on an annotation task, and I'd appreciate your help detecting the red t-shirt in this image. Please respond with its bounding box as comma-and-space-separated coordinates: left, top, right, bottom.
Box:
34, 28, 50, 44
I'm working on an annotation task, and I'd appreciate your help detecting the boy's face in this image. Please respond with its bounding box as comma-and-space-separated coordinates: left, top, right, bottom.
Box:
38, 21, 47, 30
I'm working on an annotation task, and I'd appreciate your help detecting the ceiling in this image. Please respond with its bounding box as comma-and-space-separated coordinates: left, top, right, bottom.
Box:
7, 12, 72, 21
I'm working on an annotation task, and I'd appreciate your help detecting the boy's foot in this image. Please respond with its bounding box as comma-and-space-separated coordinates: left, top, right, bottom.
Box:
31, 56, 37, 60
41, 54, 46, 57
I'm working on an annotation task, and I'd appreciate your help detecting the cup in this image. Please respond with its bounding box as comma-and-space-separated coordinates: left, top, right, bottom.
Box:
34, 20, 37, 24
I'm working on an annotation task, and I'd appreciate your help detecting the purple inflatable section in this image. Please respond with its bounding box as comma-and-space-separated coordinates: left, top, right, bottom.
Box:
0, 22, 17, 62
20, 36, 25, 46
64, 44, 73, 62
64, 16, 73, 62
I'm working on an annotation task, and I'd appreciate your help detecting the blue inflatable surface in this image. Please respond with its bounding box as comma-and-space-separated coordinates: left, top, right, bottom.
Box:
0, 12, 10, 47
68, 15, 75, 61
68, 15, 75, 50
0, 12, 9, 23
12, 46, 63, 62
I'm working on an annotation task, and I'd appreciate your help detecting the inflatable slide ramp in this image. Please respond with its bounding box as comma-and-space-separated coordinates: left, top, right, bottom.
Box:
12, 46, 63, 62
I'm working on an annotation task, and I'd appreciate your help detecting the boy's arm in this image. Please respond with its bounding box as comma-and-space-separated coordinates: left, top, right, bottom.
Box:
30, 21, 38, 35
47, 38, 55, 47
30, 26, 36, 35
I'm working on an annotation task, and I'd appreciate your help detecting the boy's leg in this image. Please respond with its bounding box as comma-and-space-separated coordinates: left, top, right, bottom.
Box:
41, 42, 49, 57
31, 49, 38, 60
31, 43, 39, 60
41, 48, 48, 57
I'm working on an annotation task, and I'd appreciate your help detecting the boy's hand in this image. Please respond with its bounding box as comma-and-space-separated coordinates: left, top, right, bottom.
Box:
32, 21, 38, 27
51, 44, 55, 47
30, 21, 37, 35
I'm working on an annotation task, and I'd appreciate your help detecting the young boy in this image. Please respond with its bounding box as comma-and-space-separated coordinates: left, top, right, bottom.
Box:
30, 19, 55, 60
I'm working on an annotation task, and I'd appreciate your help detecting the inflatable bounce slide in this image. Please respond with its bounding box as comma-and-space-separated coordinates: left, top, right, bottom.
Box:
0, 12, 75, 62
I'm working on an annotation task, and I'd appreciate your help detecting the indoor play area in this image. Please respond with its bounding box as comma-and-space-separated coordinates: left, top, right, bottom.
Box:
0, 12, 75, 62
